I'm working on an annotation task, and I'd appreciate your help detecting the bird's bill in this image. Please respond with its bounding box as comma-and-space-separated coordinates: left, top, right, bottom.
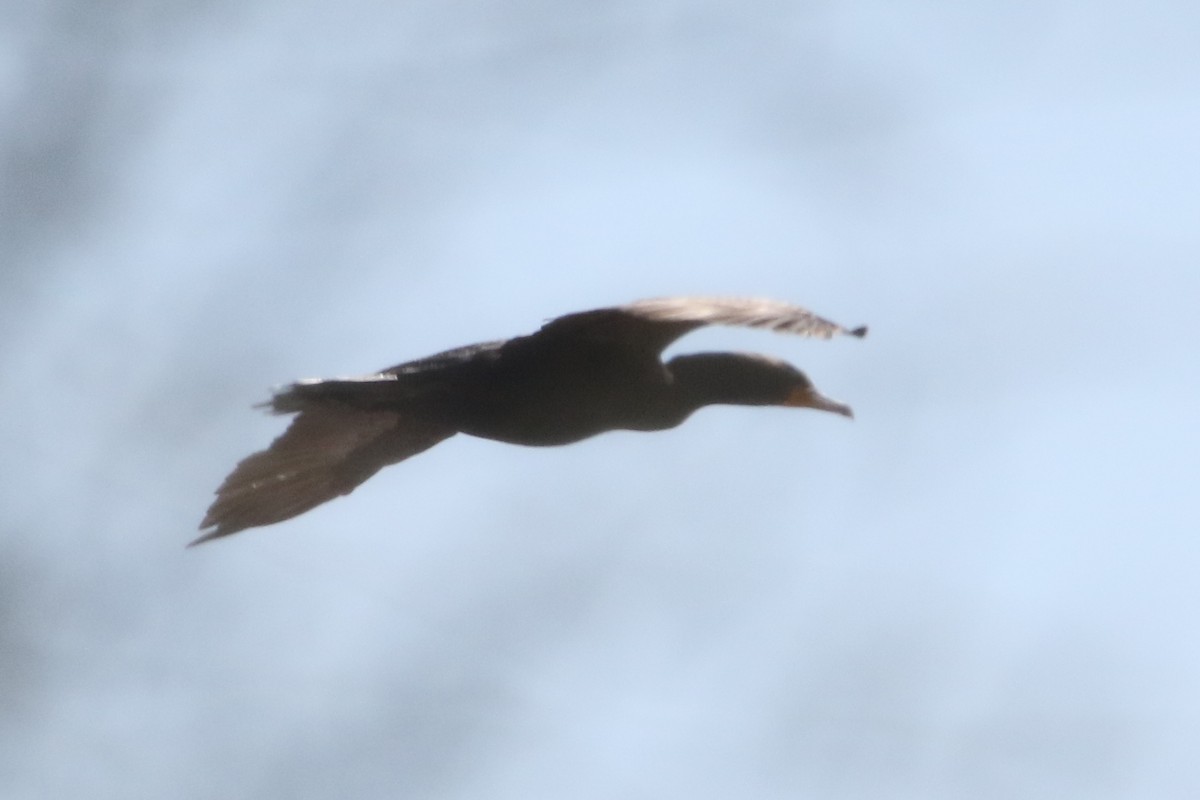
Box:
784, 386, 854, 419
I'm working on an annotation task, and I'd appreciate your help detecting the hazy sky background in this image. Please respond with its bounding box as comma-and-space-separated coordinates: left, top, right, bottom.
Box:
2, 1, 1198, 798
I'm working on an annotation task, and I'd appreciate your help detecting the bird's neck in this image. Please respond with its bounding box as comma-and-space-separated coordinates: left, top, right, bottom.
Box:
666, 354, 759, 409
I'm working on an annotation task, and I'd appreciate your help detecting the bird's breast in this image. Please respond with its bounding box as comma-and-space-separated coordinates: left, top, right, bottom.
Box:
448, 369, 682, 446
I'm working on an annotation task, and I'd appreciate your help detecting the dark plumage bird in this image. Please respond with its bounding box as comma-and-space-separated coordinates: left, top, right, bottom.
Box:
195, 296, 866, 545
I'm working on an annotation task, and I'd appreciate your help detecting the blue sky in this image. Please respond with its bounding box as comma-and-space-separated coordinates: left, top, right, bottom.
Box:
2, 1, 1198, 797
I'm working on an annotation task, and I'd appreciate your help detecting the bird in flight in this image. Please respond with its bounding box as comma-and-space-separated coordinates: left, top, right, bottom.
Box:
195, 296, 866, 545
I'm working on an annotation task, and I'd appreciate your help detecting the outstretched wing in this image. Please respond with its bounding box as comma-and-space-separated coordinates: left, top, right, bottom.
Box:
625, 296, 868, 338
193, 404, 454, 545
537, 296, 867, 355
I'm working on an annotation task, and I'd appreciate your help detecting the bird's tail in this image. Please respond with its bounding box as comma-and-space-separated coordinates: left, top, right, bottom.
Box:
264, 375, 410, 414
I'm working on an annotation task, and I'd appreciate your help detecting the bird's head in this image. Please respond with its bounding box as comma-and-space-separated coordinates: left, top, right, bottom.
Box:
666, 352, 854, 418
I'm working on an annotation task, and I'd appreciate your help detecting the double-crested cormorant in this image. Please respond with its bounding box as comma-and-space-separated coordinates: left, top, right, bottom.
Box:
195, 296, 866, 545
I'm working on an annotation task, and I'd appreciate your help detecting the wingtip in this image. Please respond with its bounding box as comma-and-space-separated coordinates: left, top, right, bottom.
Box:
847, 325, 868, 338
187, 531, 217, 548
188, 523, 230, 547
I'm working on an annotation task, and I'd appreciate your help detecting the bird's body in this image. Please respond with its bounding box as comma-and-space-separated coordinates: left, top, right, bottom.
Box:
391, 335, 685, 444
196, 297, 866, 545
